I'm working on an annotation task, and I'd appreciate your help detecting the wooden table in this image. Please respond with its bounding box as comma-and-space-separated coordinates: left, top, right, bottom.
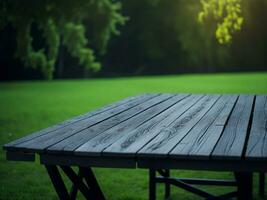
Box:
3, 94, 267, 200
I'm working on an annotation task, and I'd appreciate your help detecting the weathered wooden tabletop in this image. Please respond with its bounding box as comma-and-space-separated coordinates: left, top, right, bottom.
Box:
4, 94, 267, 171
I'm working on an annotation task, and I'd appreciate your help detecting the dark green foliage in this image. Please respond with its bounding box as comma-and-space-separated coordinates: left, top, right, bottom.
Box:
104, 0, 230, 75
1, 0, 266, 80
103, 0, 266, 76
0, 0, 126, 79
199, 0, 243, 44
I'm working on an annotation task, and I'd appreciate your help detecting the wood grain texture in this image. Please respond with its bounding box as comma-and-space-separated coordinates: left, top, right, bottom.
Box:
103, 94, 204, 157
8, 94, 159, 152
46, 94, 175, 154
3, 94, 149, 150
75, 94, 186, 156
246, 95, 267, 160
169, 95, 238, 160
137, 95, 221, 158
212, 95, 254, 160
5, 93, 266, 170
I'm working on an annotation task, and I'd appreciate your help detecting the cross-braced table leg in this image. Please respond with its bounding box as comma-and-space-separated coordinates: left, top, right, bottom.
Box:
46, 165, 70, 199
45, 165, 105, 200
149, 169, 171, 200
157, 169, 170, 199
80, 167, 106, 200
70, 170, 82, 200
149, 169, 254, 200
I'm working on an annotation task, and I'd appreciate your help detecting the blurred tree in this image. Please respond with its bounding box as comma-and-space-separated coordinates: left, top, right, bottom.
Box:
198, 0, 244, 44
104, 0, 229, 75
1, 0, 266, 80
0, 0, 126, 79
229, 0, 267, 69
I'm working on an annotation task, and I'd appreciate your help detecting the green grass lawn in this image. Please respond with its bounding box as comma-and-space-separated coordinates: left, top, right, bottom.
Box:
1, 72, 267, 200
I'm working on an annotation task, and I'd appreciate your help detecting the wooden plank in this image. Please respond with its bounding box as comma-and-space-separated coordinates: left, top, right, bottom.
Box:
137, 158, 267, 172
40, 154, 136, 168
3, 94, 148, 149
75, 94, 187, 156
9, 94, 159, 152
246, 95, 267, 160
169, 95, 238, 160
46, 94, 175, 154
212, 95, 254, 160
103, 94, 204, 157
6, 151, 35, 162
137, 94, 221, 158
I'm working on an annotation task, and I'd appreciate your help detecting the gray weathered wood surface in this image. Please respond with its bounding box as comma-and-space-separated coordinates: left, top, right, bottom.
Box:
4, 94, 267, 170
246, 95, 267, 160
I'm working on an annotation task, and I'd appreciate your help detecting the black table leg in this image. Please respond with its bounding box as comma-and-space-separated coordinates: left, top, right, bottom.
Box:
45, 165, 70, 200
80, 167, 105, 200
70, 170, 81, 200
60, 166, 93, 199
259, 172, 265, 197
45, 165, 105, 200
157, 169, 171, 199
234, 172, 253, 200
149, 169, 156, 200
164, 169, 170, 199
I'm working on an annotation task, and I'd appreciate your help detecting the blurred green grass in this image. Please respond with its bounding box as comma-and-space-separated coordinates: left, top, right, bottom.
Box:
0, 72, 267, 200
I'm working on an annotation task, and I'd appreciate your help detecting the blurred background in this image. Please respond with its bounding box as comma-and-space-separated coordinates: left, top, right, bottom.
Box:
1, 0, 266, 81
